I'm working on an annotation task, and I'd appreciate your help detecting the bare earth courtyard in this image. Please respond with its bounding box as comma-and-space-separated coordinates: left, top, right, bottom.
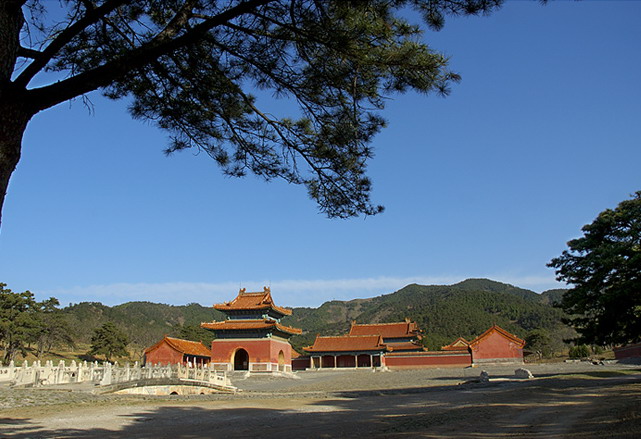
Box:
1, 362, 640, 438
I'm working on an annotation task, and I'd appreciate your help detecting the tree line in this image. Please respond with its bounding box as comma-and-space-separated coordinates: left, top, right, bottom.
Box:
0, 283, 73, 363
0, 283, 134, 363
0, 284, 219, 364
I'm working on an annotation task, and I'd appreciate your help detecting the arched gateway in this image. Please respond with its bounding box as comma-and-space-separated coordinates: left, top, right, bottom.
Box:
233, 349, 249, 370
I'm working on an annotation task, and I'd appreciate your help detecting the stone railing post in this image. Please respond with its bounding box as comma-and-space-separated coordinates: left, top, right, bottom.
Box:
68, 360, 77, 383
8, 361, 16, 381
56, 360, 66, 384
124, 363, 131, 381
100, 362, 112, 386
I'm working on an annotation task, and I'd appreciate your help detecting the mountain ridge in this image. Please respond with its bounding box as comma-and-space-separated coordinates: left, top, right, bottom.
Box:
59, 279, 571, 353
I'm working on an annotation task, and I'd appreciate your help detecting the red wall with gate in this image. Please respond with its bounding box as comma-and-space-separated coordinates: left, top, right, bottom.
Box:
211, 338, 292, 369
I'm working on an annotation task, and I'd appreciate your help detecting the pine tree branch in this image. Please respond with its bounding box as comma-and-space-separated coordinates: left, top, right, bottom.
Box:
14, 0, 128, 88
17, 46, 42, 59
27, 0, 274, 113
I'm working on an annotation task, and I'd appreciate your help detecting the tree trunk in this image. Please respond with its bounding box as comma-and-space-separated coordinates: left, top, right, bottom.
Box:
0, 109, 30, 230
0, 1, 29, 231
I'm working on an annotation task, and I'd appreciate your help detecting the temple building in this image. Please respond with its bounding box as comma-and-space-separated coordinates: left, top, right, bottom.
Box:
303, 335, 387, 368
143, 336, 211, 366
201, 287, 302, 372
348, 319, 425, 352
296, 322, 525, 370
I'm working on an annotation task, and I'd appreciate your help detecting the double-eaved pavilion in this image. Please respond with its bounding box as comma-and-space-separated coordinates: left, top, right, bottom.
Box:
303, 334, 387, 368
201, 287, 302, 372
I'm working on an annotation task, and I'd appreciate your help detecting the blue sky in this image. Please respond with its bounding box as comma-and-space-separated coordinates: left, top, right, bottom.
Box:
1, 1, 640, 308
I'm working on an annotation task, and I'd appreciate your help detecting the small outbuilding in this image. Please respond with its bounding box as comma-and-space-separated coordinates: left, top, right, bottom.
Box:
468, 324, 525, 364
144, 336, 211, 366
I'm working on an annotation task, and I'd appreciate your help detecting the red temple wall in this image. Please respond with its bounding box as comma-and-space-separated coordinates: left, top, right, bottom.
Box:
470, 332, 523, 362
270, 339, 292, 365
292, 356, 311, 370
614, 342, 641, 359
385, 352, 471, 369
145, 342, 183, 366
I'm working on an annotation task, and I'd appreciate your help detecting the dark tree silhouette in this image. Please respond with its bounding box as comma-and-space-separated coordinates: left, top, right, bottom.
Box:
549, 191, 641, 346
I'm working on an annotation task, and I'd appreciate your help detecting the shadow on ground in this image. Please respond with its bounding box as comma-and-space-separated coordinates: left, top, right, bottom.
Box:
1, 375, 640, 438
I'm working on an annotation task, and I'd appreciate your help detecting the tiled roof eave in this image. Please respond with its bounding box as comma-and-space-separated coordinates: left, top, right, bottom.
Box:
274, 324, 303, 335
213, 303, 292, 315
165, 338, 211, 357
303, 348, 388, 353
145, 336, 211, 357
303, 335, 388, 353
200, 320, 301, 335
349, 322, 419, 338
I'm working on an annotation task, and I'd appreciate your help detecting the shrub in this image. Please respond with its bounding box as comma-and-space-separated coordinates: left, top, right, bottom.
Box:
569, 344, 591, 359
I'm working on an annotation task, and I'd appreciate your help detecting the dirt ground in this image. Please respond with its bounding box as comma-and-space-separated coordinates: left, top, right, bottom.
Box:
1, 363, 640, 438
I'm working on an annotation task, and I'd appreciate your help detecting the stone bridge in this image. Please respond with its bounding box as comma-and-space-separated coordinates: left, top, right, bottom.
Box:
0, 360, 236, 394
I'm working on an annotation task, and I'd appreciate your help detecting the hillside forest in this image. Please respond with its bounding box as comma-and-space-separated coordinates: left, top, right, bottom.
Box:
1, 279, 582, 363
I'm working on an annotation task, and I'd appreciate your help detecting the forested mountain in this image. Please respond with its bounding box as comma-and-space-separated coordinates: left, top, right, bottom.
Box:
58, 279, 571, 354
282, 279, 571, 351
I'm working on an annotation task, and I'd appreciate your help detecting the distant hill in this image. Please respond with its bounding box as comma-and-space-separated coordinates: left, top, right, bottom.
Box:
60, 279, 574, 354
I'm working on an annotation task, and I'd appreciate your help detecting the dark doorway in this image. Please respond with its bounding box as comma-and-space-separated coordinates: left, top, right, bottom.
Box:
233, 348, 249, 370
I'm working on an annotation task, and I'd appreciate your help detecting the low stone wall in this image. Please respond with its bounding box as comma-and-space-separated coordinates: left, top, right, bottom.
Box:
0, 360, 232, 390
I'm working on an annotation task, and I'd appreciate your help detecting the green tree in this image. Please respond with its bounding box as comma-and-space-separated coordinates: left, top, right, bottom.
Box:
549, 191, 641, 346
88, 321, 129, 362
34, 298, 75, 358
525, 329, 555, 360
0, 283, 41, 363
0, 0, 504, 229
